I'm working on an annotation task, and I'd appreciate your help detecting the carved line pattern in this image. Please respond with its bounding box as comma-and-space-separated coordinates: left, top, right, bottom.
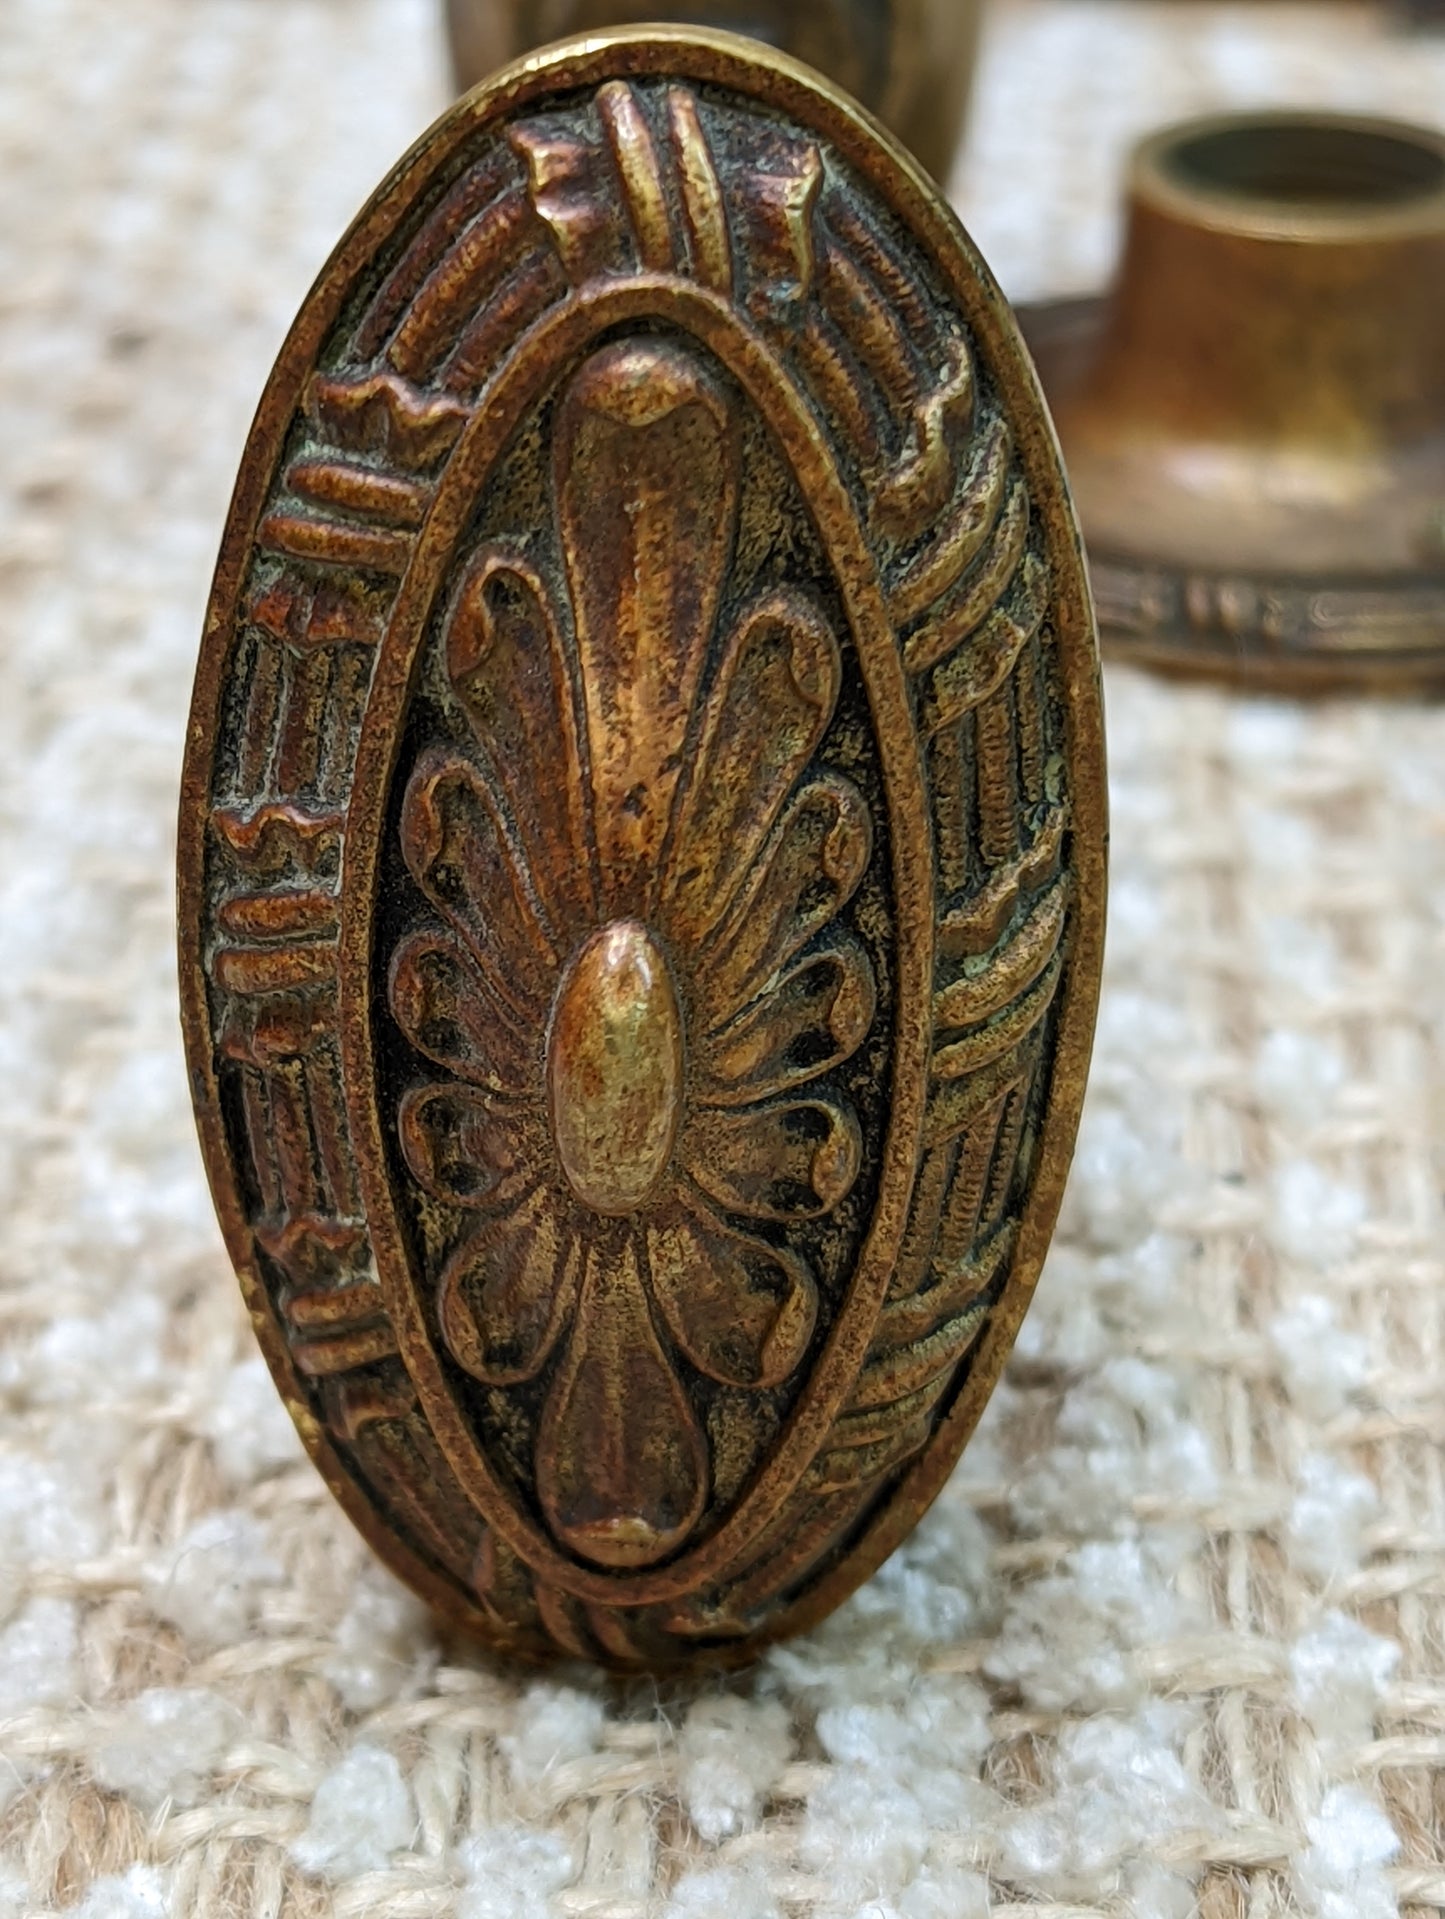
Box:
199, 77, 1072, 1661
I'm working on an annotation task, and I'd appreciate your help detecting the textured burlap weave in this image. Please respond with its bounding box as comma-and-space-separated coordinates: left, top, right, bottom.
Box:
1, 2, 1443, 1913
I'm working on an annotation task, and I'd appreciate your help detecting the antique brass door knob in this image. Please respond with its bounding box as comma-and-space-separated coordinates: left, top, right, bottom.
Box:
1024, 112, 1445, 689
178, 28, 1105, 1667
444, 0, 980, 183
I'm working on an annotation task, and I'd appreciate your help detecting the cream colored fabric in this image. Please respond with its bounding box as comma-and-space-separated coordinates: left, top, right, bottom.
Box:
1, 4, 1443, 1914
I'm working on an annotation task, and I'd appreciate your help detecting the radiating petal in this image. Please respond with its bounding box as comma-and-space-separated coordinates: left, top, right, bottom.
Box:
695, 774, 872, 1023
389, 930, 538, 1094
537, 1233, 707, 1568
697, 937, 876, 1105
397, 1082, 534, 1209
663, 588, 839, 945
437, 1184, 580, 1384
556, 339, 738, 917
401, 746, 557, 1020
684, 1098, 862, 1222
445, 548, 595, 932
646, 1196, 817, 1388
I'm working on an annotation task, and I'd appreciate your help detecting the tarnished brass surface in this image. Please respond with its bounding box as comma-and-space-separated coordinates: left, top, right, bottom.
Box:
178, 28, 1104, 1668
1024, 112, 1445, 690
444, 0, 980, 183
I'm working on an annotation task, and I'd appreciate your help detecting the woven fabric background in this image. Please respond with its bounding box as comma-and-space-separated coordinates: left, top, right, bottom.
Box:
1, 2, 1443, 1914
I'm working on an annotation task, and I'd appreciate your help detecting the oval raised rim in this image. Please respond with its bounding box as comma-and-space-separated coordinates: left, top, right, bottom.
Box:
178, 24, 1106, 1648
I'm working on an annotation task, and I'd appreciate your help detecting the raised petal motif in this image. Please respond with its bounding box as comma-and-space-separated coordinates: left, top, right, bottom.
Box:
537, 1236, 708, 1568
685, 1098, 864, 1221
663, 588, 840, 945
698, 939, 877, 1105
647, 1198, 817, 1388
401, 749, 557, 1017
438, 1185, 581, 1385
557, 340, 738, 916
444, 550, 595, 933
397, 1084, 534, 1210
388, 931, 535, 1094
697, 775, 873, 1020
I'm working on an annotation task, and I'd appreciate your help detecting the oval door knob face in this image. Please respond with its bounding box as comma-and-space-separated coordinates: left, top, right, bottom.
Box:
178, 28, 1106, 1669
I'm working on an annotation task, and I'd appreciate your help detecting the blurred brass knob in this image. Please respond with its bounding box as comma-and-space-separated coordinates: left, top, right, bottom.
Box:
445, 0, 980, 182
1026, 112, 1445, 689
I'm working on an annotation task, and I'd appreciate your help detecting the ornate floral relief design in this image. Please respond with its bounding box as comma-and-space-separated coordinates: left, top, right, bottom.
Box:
184, 46, 1101, 1666
387, 337, 876, 1571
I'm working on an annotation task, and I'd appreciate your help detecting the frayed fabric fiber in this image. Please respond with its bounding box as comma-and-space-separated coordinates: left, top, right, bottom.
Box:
1, 2, 1444, 1915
